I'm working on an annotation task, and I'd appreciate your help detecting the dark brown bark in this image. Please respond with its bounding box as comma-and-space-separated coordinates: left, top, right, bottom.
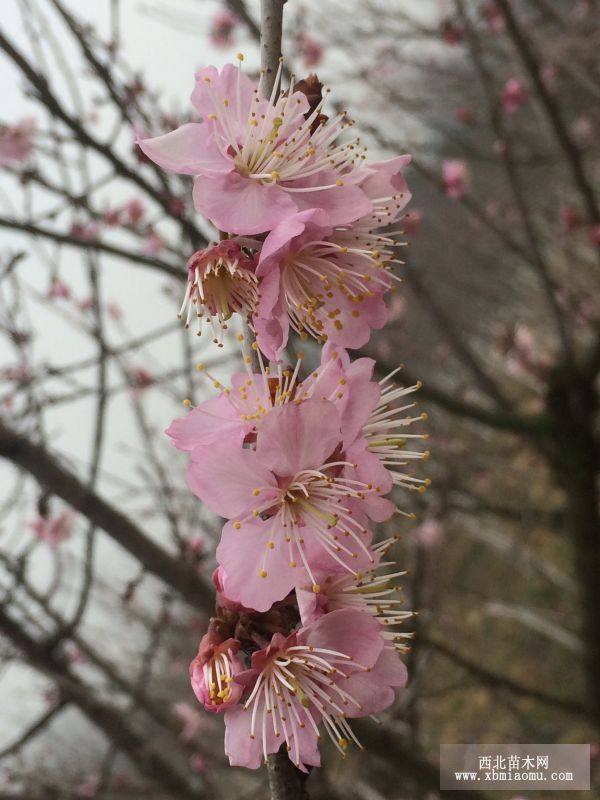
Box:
0, 419, 212, 609
266, 750, 311, 800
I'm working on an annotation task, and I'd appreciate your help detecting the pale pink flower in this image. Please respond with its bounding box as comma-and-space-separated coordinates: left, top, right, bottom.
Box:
70, 221, 99, 241
189, 399, 392, 610
210, 8, 238, 48
561, 206, 580, 233
167, 345, 378, 455
179, 240, 258, 344
172, 702, 206, 740
297, 33, 324, 67
143, 230, 165, 256
29, 510, 74, 548
75, 774, 100, 799
0, 118, 35, 166
296, 540, 413, 653
189, 628, 245, 713
125, 198, 145, 225
482, 2, 504, 32
224, 608, 407, 770
413, 518, 442, 547
501, 78, 527, 115
443, 159, 468, 199
254, 156, 411, 358
440, 19, 463, 45
190, 753, 207, 773
455, 106, 476, 125
138, 62, 373, 235
107, 301, 123, 321
47, 279, 71, 300
128, 366, 154, 389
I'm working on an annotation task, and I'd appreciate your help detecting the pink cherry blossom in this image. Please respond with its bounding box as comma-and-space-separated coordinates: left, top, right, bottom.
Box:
188, 399, 390, 610
190, 753, 207, 773
0, 118, 35, 167
413, 518, 443, 547
296, 539, 413, 653
143, 230, 165, 256
138, 62, 373, 235
179, 239, 259, 344
297, 33, 324, 67
125, 198, 145, 225
47, 279, 71, 300
254, 157, 411, 358
443, 159, 469, 199
167, 345, 377, 454
189, 628, 245, 713
75, 773, 100, 798
224, 608, 406, 770
29, 510, 74, 548
172, 701, 206, 740
210, 8, 238, 48
501, 78, 527, 115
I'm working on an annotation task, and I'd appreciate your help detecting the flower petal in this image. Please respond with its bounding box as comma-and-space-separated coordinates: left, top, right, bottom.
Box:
193, 173, 297, 235
217, 517, 298, 611
187, 444, 276, 518
137, 123, 230, 175
255, 399, 342, 476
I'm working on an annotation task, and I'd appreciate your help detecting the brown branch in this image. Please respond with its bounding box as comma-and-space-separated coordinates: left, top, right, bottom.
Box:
494, 0, 599, 225
0, 418, 212, 608
0, 216, 182, 279
0, 607, 203, 800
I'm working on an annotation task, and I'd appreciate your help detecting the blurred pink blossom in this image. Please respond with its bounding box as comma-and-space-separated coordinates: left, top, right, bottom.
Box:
75, 773, 100, 798
172, 702, 205, 741
47, 278, 71, 300
571, 115, 594, 146
210, 8, 238, 47
128, 366, 154, 390
143, 230, 165, 256
297, 33, 324, 67
107, 301, 123, 321
561, 205, 581, 233
70, 221, 99, 241
29, 510, 74, 548
443, 159, 469, 199
455, 106, 476, 125
440, 19, 463, 44
190, 754, 206, 773
413, 518, 443, 548
0, 118, 35, 166
501, 78, 527, 114
482, 2, 504, 32
591, 224, 600, 248
125, 198, 145, 225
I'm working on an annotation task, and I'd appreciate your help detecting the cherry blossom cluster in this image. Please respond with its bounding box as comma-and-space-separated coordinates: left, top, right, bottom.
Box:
139, 59, 428, 771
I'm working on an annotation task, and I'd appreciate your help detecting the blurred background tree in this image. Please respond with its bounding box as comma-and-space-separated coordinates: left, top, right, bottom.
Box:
0, 1, 598, 798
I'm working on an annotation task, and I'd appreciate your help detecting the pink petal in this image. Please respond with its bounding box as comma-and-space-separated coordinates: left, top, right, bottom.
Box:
255, 400, 342, 476
224, 701, 276, 769
256, 209, 330, 275
166, 395, 246, 451
217, 518, 298, 611
288, 173, 372, 226
301, 608, 384, 669
342, 648, 407, 717
193, 173, 297, 235
187, 444, 276, 518
137, 123, 230, 175
191, 65, 255, 132
360, 155, 411, 203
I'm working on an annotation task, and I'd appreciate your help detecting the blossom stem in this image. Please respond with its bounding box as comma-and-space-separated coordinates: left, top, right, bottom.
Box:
266, 749, 311, 800
260, 0, 285, 99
